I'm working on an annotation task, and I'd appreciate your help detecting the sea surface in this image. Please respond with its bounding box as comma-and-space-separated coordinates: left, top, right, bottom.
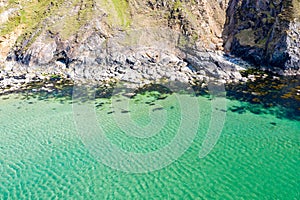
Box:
0, 87, 299, 199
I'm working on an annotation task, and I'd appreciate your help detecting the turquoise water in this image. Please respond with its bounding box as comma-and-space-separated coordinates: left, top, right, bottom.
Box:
0, 90, 299, 199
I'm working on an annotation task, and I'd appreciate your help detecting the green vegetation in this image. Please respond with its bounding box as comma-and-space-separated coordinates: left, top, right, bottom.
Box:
111, 0, 130, 27
0, 0, 133, 51
0, 0, 65, 37
0, 0, 67, 53
0, 0, 98, 47
173, 0, 183, 11
240, 68, 265, 77
50, 0, 95, 40
101, 0, 131, 28
50, 74, 62, 81
0, 15, 21, 36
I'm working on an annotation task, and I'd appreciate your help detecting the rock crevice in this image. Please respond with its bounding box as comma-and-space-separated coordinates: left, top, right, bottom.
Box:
223, 0, 300, 73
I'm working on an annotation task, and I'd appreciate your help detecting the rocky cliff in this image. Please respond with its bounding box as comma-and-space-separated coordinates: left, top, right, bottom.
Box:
1, 0, 243, 87
0, 0, 299, 82
223, 0, 300, 74
0, 0, 228, 63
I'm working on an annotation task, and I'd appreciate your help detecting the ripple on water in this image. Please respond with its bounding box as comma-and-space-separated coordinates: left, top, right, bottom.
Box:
0, 93, 299, 199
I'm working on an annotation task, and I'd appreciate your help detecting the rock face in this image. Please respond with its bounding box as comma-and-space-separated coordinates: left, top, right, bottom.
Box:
223, 0, 300, 73
1, 0, 241, 85
0, 0, 229, 64
0, 0, 299, 81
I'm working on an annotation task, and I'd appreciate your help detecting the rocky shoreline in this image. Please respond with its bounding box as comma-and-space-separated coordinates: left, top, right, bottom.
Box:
1, 0, 299, 95
1, 48, 297, 96
1, 0, 299, 96
1, 45, 300, 120
0, 49, 250, 95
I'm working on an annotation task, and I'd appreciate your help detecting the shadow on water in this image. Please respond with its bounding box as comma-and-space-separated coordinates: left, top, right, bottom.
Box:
220, 0, 300, 120
1, 75, 299, 120
0, 81, 177, 108
226, 71, 300, 120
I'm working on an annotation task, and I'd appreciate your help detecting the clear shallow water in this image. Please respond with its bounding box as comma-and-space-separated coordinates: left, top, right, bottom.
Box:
0, 91, 299, 199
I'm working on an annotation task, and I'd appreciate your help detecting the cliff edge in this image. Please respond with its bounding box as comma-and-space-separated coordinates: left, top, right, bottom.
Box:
223, 0, 300, 74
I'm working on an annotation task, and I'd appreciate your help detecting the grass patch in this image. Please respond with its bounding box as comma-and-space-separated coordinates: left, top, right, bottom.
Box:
173, 0, 183, 11
111, 0, 130, 27
0, 0, 65, 47
50, 0, 95, 40
0, 15, 21, 36
100, 0, 131, 28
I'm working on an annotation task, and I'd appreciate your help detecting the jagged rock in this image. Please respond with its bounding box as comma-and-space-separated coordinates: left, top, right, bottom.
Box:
223, 0, 300, 73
